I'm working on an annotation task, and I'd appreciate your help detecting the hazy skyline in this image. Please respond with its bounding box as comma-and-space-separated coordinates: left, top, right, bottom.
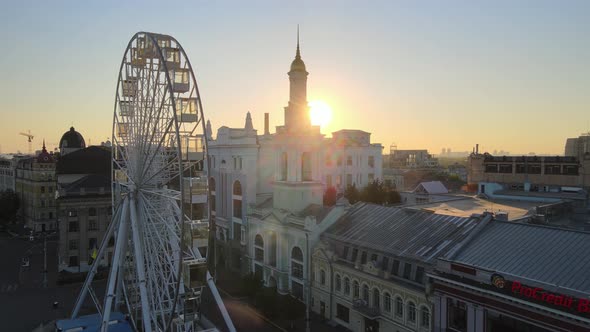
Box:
1, 1, 589, 155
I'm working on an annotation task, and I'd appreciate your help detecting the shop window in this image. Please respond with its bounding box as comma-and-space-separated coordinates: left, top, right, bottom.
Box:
336, 304, 349, 323
448, 299, 467, 332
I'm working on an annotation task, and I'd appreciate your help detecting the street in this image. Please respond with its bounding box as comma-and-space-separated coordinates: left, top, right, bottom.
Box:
0, 232, 97, 331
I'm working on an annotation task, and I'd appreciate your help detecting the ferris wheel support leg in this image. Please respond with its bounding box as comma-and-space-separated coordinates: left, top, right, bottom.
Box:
129, 193, 153, 332
71, 202, 123, 319
100, 198, 130, 332
206, 271, 237, 332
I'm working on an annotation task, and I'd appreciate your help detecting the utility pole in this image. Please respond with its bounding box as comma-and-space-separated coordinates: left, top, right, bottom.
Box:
42, 232, 48, 288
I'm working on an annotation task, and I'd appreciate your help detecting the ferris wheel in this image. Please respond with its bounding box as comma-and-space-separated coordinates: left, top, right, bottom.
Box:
68, 32, 235, 332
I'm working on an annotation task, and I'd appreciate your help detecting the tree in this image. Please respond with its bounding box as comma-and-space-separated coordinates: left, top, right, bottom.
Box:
360, 180, 387, 204
387, 189, 401, 204
344, 184, 360, 204
323, 186, 337, 206
0, 190, 19, 225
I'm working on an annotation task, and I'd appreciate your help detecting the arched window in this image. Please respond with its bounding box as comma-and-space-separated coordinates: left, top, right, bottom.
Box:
408, 302, 417, 323
88, 207, 97, 216
254, 234, 264, 262
353, 281, 360, 298
335, 274, 342, 292
384, 292, 392, 312
301, 152, 312, 181
269, 233, 277, 267
209, 177, 216, 213
373, 288, 380, 308
362, 284, 369, 303
280, 152, 288, 181
291, 247, 303, 279
344, 277, 350, 295
233, 181, 242, 218
395, 296, 404, 318
233, 180, 242, 196
320, 269, 326, 285
421, 306, 431, 328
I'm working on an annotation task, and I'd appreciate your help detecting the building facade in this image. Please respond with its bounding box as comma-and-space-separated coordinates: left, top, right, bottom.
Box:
15, 143, 57, 232
430, 221, 590, 332
206, 35, 383, 291
56, 145, 112, 273
468, 153, 590, 201
310, 203, 491, 332
0, 155, 20, 192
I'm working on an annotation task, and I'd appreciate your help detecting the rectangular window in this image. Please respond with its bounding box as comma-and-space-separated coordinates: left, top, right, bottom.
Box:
448, 299, 467, 332
499, 164, 512, 173
415, 266, 425, 283
68, 221, 79, 232
233, 223, 241, 241
40, 186, 45, 193
527, 164, 541, 174
88, 220, 98, 231
360, 251, 367, 265
292, 261, 303, 279
516, 164, 526, 173
292, 281, 304, 300
370, 253, 378, 262
381, 256, 389, 271
391, 259, 400, 275
545, 165, 561, 174
346, 174, 352, 186
368, 173, 374, 183
233, 199, 242, 218
255, 248, 264, 262
68, 210, 77, 217
69, 240, 78, 250
336, 304, 350, 323
351, 248, 358, 262
368, 156, 375, 168
485, 164, 498, 173
68, 256, 79, 267
346, 156, 352, 166
563, 165, 578, 175
342, 246, 349, 261
403, 263, 412, 279
337, 156, 343, 166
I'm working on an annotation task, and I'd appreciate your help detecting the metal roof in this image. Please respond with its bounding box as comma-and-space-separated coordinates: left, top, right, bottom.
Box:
413, 181, 449, 194
323, 203, 486, 263
449, 221, 590, 294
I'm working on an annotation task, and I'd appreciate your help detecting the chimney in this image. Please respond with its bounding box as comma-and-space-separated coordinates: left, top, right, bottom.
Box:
476, 144, 479, 154
264, 113, 270, 135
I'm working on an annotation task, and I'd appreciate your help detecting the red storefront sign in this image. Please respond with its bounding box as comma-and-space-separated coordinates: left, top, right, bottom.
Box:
510, 281, 590, 314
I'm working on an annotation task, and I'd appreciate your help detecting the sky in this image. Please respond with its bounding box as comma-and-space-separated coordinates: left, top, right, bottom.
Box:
0, 0, 589, 155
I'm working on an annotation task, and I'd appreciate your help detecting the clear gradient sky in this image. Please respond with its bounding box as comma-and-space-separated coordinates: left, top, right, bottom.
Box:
0, 1, 589, 155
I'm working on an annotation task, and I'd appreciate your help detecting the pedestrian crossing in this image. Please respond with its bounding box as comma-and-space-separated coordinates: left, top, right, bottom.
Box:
0, 283, 18, 293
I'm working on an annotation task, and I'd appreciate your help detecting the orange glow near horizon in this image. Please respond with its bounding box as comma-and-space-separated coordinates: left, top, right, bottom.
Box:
309, 100, 332, 128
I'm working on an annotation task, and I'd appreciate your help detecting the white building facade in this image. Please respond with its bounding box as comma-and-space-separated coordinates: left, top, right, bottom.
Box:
206, 36, 383, 302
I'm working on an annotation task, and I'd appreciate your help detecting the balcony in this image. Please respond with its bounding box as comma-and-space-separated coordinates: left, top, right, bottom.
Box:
352, 299, 380, 319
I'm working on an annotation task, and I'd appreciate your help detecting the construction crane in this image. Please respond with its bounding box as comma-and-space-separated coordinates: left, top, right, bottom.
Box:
19, 130, 34, 155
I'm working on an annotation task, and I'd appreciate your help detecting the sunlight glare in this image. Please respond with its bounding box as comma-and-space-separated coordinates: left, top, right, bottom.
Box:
309, 100, 332, 127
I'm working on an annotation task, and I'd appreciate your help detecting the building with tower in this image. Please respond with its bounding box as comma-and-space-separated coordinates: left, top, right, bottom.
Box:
207, 33, 382, 302
15, 141, 57, 232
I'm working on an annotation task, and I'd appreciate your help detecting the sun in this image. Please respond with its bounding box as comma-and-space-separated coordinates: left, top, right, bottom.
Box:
309, 100, 332, 127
